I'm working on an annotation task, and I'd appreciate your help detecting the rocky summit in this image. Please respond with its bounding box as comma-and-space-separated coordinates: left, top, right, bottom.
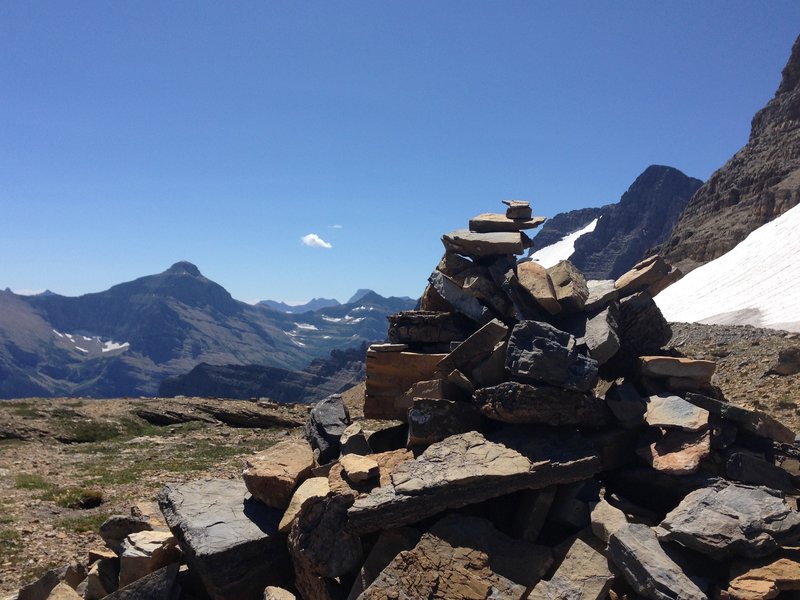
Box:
10, 201, 800, 600
657, 35, 800, 273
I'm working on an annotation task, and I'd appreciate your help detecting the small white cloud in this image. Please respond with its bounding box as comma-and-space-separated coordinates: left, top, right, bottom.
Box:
301, 233, 333, 249
329, 224, 343, 229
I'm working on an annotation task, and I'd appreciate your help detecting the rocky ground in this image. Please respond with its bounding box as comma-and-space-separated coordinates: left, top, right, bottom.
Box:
0, 323, 797, 597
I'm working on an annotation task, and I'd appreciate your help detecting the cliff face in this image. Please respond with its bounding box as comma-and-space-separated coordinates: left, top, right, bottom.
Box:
571, 166, 702, 279
531, 206, 607, 250
657, 35, 800, 273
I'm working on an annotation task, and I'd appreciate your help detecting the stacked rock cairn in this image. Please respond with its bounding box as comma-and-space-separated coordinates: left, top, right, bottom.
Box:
22, 201, 800, 600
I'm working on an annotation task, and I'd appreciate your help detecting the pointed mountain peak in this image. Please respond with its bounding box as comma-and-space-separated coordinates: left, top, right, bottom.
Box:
348, 289, 374, 304
166, 261, 202, 277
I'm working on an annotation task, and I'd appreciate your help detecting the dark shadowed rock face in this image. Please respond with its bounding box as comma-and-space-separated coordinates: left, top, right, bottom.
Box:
532, 207, 608, 249
657, 35, 800, 273
571, 166, 702, 279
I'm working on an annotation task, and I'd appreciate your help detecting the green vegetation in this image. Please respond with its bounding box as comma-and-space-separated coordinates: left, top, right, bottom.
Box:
15, 473, 55, 491
61, 419, 120, 443
56, 513, 110, 533
41, 487, 103, 509
0, 528, 22, 563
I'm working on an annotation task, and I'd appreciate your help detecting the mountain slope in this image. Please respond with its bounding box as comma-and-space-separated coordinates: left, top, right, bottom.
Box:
656, 35, 800, 273
259, 298, 341, 313
0, 263, 415, 398
655, 201, 800, 332
530, 165, 701, 278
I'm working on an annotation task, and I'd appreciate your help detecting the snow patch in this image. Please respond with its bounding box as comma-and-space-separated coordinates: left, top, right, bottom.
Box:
529, 218, 599, 268
294, 323, 318, 331
322, 316, 344, 323
655, 203, 800, 333
102, 341, 130, 353
53, 330, 64, 338
75, 346, 88, 353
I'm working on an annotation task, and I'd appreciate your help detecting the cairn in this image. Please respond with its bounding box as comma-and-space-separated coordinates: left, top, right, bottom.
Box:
20, 201, 800, 600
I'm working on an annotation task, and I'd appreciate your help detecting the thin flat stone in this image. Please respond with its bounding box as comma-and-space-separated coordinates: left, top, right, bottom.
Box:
347, 429, 600, 534
468, 213, 546, 233
645, 393, 710, 431
684, 393, 796, 444
441, 229, 525, 257
659, 481, 800, 559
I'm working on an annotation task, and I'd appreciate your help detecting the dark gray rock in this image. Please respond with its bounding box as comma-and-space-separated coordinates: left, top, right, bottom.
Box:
605, 380, 647, 429
427, 270, 491, 323
725, 451, 794, 492
506, 321, 598, 392
436, 318, 508, 376
407, 398, 482, 446
474, 381, 610, 427
99, 515, 153, 555
684, 392, 796, 444
585, 279, 619, 313
340, 423, 372, 456
158, 479, 289, 600
288, 493, 362, 579
584, 306, 620, 365
347, 428, 600, 534
608, 523, 706, 600
386, 310, 473, 345
103, 563, 179, 600
513, 487, 557, 543
17, 564, 86, 600
304, 394, 351, 465
767, 346, 800, 375
659, 481, 800, 559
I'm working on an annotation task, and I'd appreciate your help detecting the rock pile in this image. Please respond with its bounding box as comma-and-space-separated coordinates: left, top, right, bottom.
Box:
13, 202, 800, 600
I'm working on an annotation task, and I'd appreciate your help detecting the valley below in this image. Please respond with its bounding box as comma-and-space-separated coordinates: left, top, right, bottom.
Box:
0, 322, 797, 596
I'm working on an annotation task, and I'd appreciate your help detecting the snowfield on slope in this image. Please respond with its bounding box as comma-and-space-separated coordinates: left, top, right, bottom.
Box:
655, 202, 800, 332
529, 218, 598, 268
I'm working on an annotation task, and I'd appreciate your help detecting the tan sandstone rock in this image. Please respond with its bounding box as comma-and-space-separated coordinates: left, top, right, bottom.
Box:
242, 439, 314, 509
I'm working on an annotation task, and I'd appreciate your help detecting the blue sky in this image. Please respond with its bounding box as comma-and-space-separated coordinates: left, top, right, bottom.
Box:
2, 3, 799, 304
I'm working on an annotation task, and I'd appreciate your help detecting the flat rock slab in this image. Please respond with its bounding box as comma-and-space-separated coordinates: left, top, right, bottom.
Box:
609, 523, 706, 600
506, 320, 598, 392
474, 381, 611, 427
640, 356, 716, 384
636, 428, 711, 475
436, 318, 508, 376
468, 212, 546, 233
645, 393, 709, 431
358, 514, 553, 599
727, 548, 800, 600
503, 199, 533, 219
658, 481, 800, 559
684, 393, 796, 444
615, 255, 671, 297
428, 270, 490, 323
103, 563, 179, 600
365, 348, 448, 421
347, 429, 600, 534
529, 537, 613, 600
158, 479, 289, 600
585, 279, 619, 312
387, 310, 473, 345
441, 229, 525, 257
118, 530, 179, 588
242, 438, 314, 508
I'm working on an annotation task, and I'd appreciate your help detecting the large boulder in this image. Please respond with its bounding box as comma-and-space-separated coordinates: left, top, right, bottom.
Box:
158, 479, 289, 600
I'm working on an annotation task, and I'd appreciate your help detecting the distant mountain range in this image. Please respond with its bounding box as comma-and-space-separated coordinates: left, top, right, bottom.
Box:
258, 288, 413, 314
530, 165, 702, 279
0, 262, 415, 399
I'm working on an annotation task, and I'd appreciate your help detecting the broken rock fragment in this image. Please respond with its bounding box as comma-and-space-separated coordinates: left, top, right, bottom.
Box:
339, 454, 379, 483
348, 428, 600, 534
528, 537, 613, 600
359, 514, 553, 599
407, 398, 482, 446
727, 548, 800, 600
242, 438, 314, 509
278, 477, 330, 534
645, 393, 710, 431
158, 479, 289, 600
517, 260, 562, 315
548, 260, 589, 312
658, 481, 800, 559
636, 428, 711, 475
609, 523, 706, 600
506, 320, 598, 392
304, 395, 351, 465
474, 381, 611, 427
